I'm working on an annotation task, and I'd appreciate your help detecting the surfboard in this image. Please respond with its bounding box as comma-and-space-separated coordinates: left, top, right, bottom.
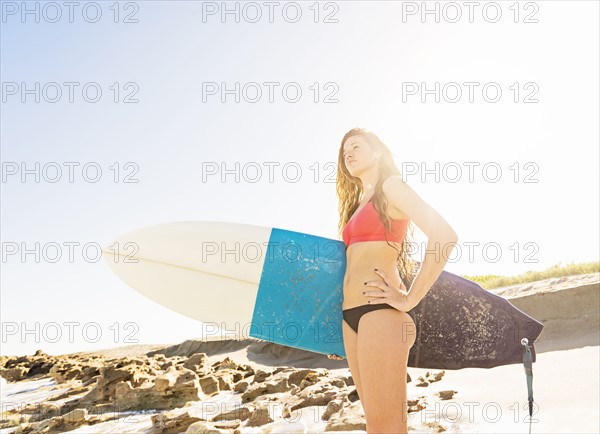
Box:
101, 221, 544, 369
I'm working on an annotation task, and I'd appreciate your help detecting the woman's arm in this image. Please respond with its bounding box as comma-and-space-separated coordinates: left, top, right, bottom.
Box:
382, 175, 459, 309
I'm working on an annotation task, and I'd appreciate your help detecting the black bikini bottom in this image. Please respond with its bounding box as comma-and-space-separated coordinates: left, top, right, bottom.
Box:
342, 303, 416, 334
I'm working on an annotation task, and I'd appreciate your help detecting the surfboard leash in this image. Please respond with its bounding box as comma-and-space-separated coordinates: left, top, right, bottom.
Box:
521, 338, 534, 434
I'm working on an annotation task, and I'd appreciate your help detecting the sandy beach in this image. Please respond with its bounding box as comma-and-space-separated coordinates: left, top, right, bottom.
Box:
1, 272, 598, 433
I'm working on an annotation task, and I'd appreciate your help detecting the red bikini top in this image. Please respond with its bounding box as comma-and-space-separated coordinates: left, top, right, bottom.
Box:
342, 198, 409, 247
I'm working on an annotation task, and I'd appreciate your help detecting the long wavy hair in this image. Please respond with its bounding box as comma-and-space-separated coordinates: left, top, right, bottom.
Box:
336, 127, 416, 286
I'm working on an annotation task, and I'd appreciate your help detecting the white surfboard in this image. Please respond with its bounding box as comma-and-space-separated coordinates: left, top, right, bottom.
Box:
101, 221, 275, 327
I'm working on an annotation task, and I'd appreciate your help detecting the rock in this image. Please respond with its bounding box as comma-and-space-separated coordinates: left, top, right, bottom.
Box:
149, 409, 203, 434
154, 368, 178, 392
0, 352, 105, 384
253, 369, 271, 383
417, 370, 445, 386
234, 380, 250, 393
212, 419, 241, 430
83, 362, 136, 401
437, 390, 458, 400
18, 400, 64, 421
325, 400, 366, 431
198, 375, 221, 396
328, 377, 347, 388
113, 380, 159, 411
22, 408, 89, 433
185, 420, 229, 434
211, 405, 251, 422
82, 375, 99, 387
286, 369, 317, 386
241, 377, 292, 403
3, 356, 31, 369
79, 365, 101, 383
426, 370, 445, 383
322, 399, 345, 421
299, 372, 320, 389
212, 356, 239, 372
408, 396, 428, 412
173, 368, 203, 399
62, 408, 88, 424
0, 342, 437, 434
28, 415, 63, 433
285, 382, 338, 411
346, 388, 360, 402
423, 420, 448, 432
25, 360, 53, 378
183, 353, 208, 370
245, 404, 274, 427
182, 353, 214, 377
216, 371, 235, 391
71, 363, 205, 412
1, 366, 28, 382
242, 368, 325, 403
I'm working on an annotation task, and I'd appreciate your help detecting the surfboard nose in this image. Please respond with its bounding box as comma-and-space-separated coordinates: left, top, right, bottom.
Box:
100, 221, 273, 329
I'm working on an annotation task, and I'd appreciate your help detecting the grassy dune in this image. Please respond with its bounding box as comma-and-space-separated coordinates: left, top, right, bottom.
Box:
462, 260, 600, 290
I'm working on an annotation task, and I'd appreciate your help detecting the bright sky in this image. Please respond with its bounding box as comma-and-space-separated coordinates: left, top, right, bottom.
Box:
1, 1, 598, 357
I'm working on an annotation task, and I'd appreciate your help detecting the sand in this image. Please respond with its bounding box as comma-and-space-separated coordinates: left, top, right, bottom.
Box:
3, 272, 598, 433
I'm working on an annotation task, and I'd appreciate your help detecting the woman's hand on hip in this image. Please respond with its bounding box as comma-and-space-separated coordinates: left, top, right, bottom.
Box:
363, 268, 415, 312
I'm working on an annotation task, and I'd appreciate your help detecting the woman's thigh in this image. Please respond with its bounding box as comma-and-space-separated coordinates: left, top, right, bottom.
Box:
342, 319, 364, 401
356, 309, 416, 425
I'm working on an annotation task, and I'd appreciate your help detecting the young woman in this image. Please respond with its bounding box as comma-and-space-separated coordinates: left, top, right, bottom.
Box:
335, 127, 458, 433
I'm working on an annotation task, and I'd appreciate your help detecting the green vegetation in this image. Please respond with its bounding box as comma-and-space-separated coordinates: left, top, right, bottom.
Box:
462, 261, 600, 290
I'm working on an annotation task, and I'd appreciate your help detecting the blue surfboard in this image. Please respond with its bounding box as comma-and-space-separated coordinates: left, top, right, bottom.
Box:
248, 228, 544, 369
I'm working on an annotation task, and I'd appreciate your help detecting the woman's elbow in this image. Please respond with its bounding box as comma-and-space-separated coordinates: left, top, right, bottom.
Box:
427, 228, 458, 244
437, 227, 458, 244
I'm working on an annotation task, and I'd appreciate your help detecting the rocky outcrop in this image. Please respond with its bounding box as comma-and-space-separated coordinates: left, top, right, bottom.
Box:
0, 345, 445, 433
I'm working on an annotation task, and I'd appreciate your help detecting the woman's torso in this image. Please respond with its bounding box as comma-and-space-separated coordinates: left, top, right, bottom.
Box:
342, 197, 410, 310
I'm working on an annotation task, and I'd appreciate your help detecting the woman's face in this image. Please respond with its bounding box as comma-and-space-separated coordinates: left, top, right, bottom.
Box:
342, 136, 378, 175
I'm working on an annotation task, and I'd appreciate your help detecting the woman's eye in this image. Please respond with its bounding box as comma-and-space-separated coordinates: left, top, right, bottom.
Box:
344, 145, 358, 156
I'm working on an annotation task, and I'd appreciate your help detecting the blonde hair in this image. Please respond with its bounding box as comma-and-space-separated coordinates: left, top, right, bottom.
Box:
336, 127, 416, 286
